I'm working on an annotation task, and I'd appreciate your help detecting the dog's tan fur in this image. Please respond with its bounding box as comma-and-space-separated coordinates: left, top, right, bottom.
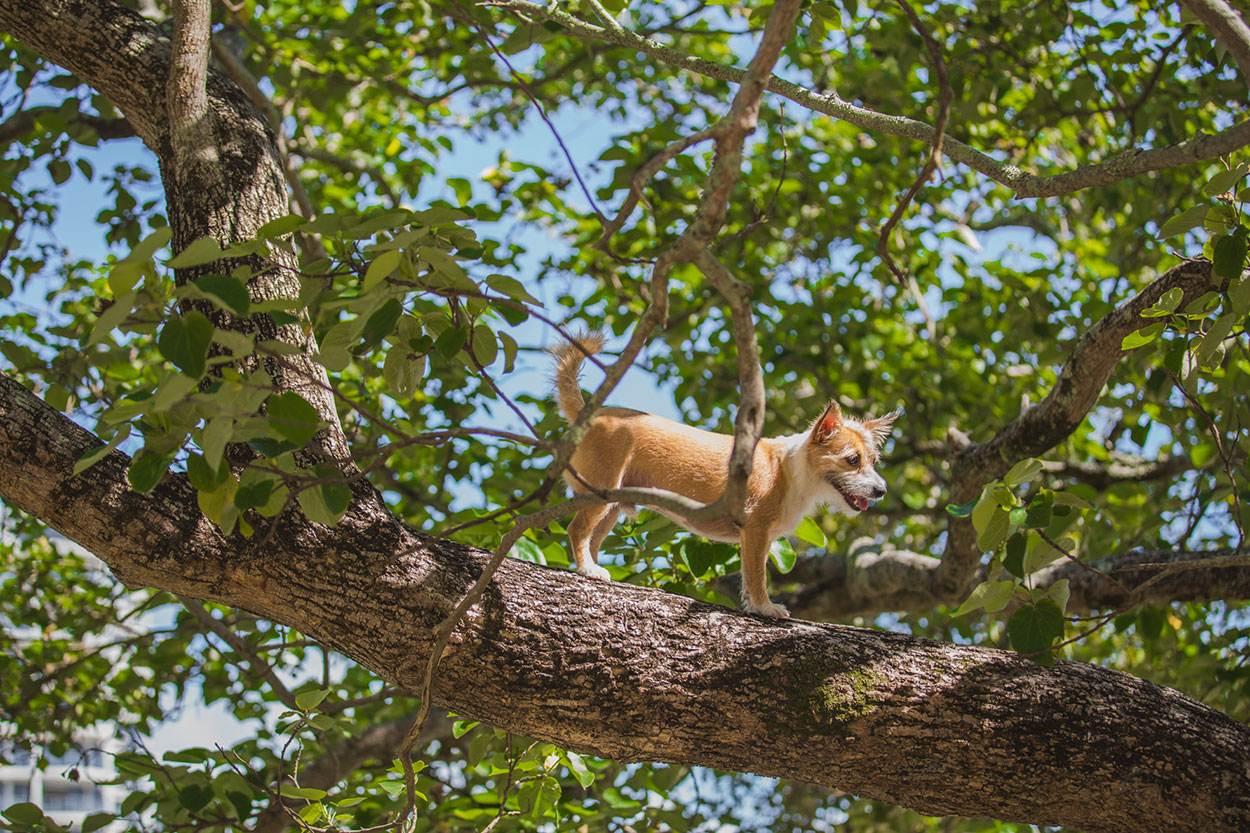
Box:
551, 334, 899, 618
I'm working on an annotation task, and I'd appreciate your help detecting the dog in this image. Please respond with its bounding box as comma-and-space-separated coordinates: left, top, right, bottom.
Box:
550, 333, 899, 618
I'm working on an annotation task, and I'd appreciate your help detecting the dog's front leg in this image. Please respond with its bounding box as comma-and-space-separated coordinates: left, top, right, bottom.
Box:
740, 524, 790, 619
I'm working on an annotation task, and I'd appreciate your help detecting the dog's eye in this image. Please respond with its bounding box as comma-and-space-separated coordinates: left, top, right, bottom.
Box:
846, 453, 861, 468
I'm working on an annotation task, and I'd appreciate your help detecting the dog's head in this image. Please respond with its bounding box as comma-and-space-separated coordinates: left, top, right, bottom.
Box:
804, 402, 900, 515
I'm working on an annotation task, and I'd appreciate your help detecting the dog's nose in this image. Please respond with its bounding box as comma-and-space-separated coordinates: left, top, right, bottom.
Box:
869, 483, 886, 500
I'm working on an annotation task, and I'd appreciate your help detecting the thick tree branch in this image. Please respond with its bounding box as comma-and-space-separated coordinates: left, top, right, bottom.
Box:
489, 0, 1250, 198
1044, 454, 1195, 489
1180, 0, 1250, 85
1032, 546, 1250, 613
1, 373, 1248, 833
938, 259, 1217, 597
777, 541, 1250, 621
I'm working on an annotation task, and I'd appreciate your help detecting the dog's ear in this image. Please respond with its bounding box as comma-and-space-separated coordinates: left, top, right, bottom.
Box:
811, 401, 843, 444
864, 408, 902, 445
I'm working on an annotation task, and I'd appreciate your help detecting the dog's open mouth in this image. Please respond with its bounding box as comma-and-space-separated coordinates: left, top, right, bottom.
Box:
827, 476, 870, 512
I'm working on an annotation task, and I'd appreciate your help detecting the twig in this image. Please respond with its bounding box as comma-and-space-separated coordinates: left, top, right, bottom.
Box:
179, 597, 301, 711
1164, 366, 1245, 550
392, 494, 609, 830
874, 0, 952, 343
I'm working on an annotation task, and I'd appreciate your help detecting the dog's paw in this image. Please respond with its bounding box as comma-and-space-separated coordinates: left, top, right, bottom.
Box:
749, 601, 791, 619
577, 563, 612, 582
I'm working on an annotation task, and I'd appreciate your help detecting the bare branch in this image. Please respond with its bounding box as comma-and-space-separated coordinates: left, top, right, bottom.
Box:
179, 597, 300, 712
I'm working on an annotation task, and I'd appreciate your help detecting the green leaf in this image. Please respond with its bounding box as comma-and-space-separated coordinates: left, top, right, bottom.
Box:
382, 346, 426, 399
1003, 533, 1027, 578
1213, 229, 1248, 280
258, 213, 307, 239
945, 499, 977, 517
82, 812, 115, 833
1203, 164, 1248, 196
681, 540, 736, 578
364, 249, 402, 291
1231, 272, 1250, 315
970, 485, 997, 536
565, 751, 595, 788
278, 785, 328, 800
953, 579, 1016, 616
1044, 578, 1071, 615
976, 506, 1011, 552
158, 311, 213, 378
795, 516, 827, 548
169, 236, 224, 268
178, 785, 213, 812
74, 424, 132, 475
1197, 311, 1236, 367
295, 688, 332, 711
298, 480, 352, 526
499, 330, 519, 373
1008, 598, 1065, 661
435, 325, 467, 358
362, 298, 404, 351
268, 392, 322, 447
128, 450, 175, 493
1158, 204, 1209, 238
1140, 286, 1184, 318
186, 453, 228, 491
509, 537, 546, 564
470, 324, 497, 367
201, 416, 233, 470
198, 476, 240, 530
1121, 322, 1164, 350
3, 803, 46, 824
234, 470, 277, 510
191, 274, 251, 316
1050, 491, 1093, 510
769, 537, 797, 573
88, 291, 137, 346
486, 273, 540, 305
1024, 491, 1054, 528
1024, 534, 1069, 575
1004, 458, 1044, 487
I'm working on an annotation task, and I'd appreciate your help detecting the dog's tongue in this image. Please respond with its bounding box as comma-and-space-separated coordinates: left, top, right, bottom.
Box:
854, 496, 869, 512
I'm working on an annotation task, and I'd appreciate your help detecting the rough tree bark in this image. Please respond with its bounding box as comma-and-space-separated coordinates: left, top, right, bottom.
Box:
1, 374, 1249, 833
2, 3, 1249, 833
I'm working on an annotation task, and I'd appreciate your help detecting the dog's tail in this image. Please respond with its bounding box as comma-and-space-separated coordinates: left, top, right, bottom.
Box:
550, 332, 605, 422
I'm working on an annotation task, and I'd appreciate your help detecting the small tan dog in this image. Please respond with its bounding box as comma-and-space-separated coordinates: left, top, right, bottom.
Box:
551, 333, 899, 618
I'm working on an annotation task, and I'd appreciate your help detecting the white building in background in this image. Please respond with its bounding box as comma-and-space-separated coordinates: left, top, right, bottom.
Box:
0, 733, 127, 829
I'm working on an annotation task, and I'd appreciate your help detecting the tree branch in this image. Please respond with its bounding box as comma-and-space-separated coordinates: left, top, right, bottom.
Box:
938, 259, 1217, 597
1, 372, 1248, 833
1180, 0, 1250, 85
488, 0, 1250, 198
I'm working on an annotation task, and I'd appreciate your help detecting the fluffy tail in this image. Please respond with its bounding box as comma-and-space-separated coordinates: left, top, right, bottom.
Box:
550, 332, 605, 422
